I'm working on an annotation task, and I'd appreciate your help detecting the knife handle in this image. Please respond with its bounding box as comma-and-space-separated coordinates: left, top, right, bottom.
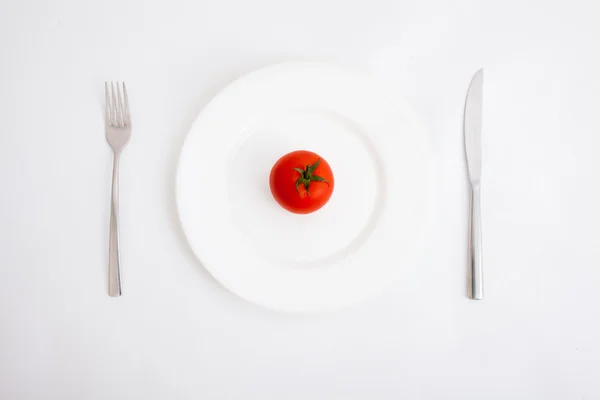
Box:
469, 184, 483, 300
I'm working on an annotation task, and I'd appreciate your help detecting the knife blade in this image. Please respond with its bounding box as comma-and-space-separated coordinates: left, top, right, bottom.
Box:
464, 69, 483, 300
465, 69, 483, 184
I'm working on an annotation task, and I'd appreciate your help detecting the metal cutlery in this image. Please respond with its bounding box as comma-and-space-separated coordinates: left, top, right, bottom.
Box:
105, 82, 131, 297
464, 69, 483, 300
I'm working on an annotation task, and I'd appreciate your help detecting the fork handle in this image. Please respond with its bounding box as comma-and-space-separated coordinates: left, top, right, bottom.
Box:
108, 153, 122, 297
469, 184, 483, 300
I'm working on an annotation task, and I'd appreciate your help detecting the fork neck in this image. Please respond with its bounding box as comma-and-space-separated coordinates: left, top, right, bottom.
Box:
112, 152, 121, 171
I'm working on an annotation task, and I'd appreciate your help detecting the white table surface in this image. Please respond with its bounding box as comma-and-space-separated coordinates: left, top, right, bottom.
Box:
1, 0, 599, 398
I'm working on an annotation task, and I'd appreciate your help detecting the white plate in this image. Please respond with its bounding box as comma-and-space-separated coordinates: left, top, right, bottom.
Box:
177, 62, 432, 313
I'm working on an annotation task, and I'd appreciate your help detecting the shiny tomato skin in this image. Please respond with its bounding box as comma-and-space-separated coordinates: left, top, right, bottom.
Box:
269, 150, 334, 214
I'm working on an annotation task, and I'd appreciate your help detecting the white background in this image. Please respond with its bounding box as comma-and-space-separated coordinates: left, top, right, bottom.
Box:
1, 0, 599, 398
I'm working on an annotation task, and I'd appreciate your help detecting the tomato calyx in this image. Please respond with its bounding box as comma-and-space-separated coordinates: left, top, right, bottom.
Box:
294, 158, 330, 196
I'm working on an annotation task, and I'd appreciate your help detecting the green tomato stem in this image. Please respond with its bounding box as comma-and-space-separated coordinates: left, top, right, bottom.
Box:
294, 158, 330, 196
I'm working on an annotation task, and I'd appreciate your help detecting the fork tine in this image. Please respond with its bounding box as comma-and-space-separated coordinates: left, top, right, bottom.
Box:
111, 81, 119, 127
116, 82, 124, 127
105, 82, 111, 127
122, 82, 130, 126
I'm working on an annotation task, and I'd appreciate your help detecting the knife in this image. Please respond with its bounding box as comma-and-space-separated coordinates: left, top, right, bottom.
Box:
464, 69, 483, 300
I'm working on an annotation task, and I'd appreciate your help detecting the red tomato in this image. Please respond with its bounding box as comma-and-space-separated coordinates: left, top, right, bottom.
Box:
269, 150, 335, 214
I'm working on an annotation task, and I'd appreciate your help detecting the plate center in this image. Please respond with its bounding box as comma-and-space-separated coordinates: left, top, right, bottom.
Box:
227, 109, 383, 267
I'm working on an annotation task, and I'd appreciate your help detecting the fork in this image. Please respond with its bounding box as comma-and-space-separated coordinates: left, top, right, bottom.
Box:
105, 82, 131, 297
